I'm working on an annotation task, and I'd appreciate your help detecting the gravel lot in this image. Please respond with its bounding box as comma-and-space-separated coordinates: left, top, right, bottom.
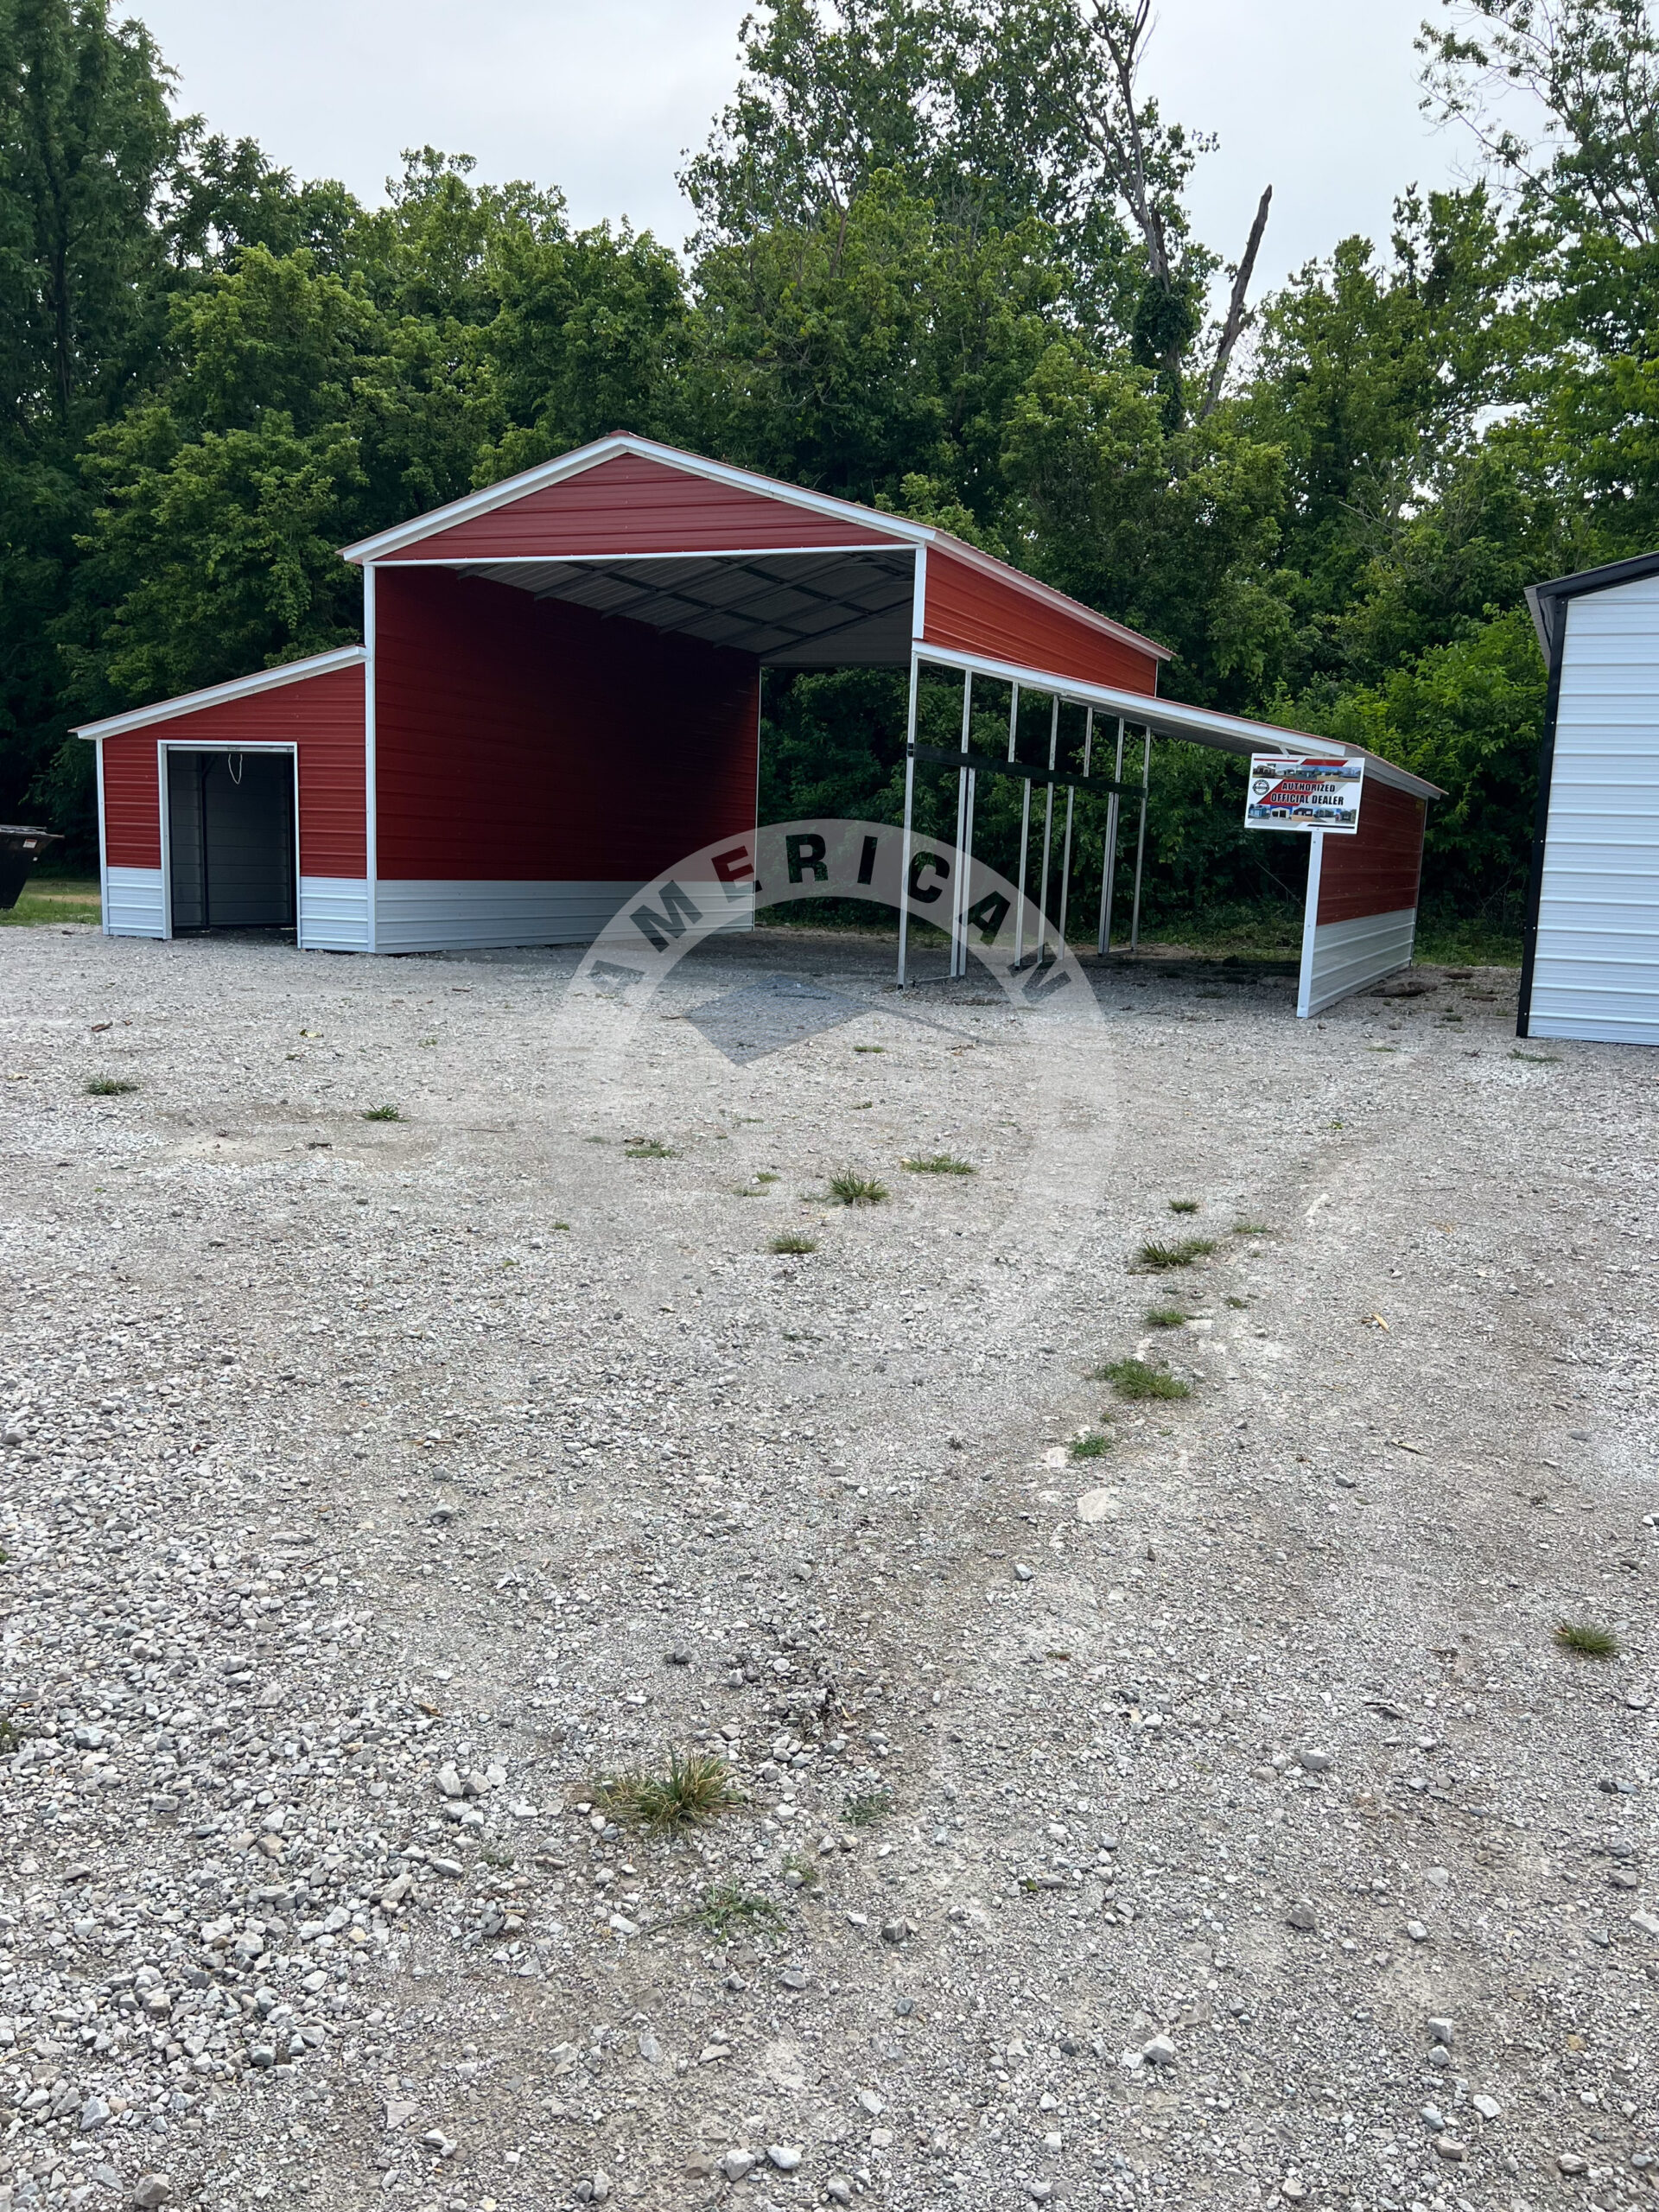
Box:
1, 921, 1654, 2212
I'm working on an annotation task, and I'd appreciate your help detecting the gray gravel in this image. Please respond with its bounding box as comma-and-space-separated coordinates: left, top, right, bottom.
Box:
0, 922, 1654, 2212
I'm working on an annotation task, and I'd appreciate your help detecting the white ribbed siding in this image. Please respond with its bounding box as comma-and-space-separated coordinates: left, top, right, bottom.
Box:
1531, 574, 1659, 1044
103, 866, 166, 938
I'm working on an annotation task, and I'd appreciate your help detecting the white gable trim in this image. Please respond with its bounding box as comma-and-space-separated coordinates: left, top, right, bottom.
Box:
73, 647, 367, 741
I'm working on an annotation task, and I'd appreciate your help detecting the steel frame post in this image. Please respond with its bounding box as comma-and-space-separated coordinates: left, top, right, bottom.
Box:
897, 657, 921, 986
952, 671, 974, 978
1056, 706, 1089, 953
1007, 683, 1027, 969
1098, 717, 1124, 955
1036, 695, 1059, 959
1129, 726, 1152, 954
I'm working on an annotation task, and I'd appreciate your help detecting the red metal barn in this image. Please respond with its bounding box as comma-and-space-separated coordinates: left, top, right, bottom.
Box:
78, 435, 1439, 1012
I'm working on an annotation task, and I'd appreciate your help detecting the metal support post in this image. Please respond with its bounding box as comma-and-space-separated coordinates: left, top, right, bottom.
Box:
897, 658, 920, 986
1128, 726, 1151, 954
1011, 688, 1031, 969
1098, 718, 1125, 954
951, 671, 973, 978
1056, 706, 1089, 953
1036, 695, 1059, 959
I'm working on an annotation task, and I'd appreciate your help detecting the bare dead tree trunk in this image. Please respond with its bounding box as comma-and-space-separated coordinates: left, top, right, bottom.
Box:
1201, 183, 1273, 418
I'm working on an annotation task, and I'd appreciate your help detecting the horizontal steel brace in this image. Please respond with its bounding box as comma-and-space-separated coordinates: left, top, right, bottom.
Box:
908, 742, 1146, 800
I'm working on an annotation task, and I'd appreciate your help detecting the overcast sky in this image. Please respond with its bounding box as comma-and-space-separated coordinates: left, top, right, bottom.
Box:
126, 0, 1469, 294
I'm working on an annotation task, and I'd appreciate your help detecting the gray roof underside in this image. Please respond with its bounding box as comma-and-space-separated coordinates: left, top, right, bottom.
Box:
451, 549, 917, 667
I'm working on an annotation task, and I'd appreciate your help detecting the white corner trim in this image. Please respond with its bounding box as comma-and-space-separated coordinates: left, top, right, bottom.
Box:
73, 647, 367, 741
94, 740, 110, 934
363, 563, 378, 953
338, 434, 933, 564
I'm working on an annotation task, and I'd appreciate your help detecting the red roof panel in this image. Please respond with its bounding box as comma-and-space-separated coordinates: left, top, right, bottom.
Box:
375, 453, 899, 562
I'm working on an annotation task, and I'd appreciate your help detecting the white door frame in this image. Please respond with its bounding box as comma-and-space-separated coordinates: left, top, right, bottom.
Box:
156, 739, 300, 941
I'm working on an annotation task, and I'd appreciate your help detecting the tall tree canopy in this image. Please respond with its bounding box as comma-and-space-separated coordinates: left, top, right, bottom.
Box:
8, 0, 1659, 939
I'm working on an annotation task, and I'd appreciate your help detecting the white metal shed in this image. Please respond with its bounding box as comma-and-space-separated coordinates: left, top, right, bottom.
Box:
1522, 552, 1659, 1045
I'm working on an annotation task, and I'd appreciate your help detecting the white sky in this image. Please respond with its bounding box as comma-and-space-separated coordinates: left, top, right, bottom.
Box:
126, 0, 1467, 293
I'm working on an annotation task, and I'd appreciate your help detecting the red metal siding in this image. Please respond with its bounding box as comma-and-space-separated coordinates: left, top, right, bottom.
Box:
373, 568, 759, 879
99, 665, 365, 878
1317, 779, 1426, 924
923, 547, 1162, 694
378, 453, 897, 562
103, 735, 162, 868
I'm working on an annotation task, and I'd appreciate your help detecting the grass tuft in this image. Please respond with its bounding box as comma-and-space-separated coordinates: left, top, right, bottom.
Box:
361, 1104, 401, 1122
1167, 1198, 1200, 1214
853, 1044, 884, 1054
696, 1884, 787, 1938
1138, 1236, 1215, 1270
596, 1750, 740, 1834
1511, 1050, 1561, 1066
903, 1154, 976, 1176
85, 1076, 137, 1096
842, 1787, 893, 1827
770, 1231, 818, 1255
1553, 1620, 1620, 1660
828, 1170, 888, 1205
625, 1138, 676, 1159
1145, 1306, 1187, 1328
1096, 1357, 1192, 1402
1232, 1220, 1274, 1236
1069, 1432, 1112, 1458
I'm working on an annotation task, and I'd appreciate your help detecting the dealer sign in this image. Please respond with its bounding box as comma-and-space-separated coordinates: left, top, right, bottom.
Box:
1244, 754, 1364, 834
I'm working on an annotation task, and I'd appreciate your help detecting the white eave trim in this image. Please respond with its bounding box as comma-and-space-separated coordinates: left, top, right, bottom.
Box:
338, 434, 935, 563
72, 647, 367, 741
911, 642, 1445, 799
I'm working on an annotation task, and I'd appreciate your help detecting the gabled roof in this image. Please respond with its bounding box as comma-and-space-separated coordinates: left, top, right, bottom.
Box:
73, 646, 366, 741
339, 433, 1173, 668
1526, 550, 1659, 663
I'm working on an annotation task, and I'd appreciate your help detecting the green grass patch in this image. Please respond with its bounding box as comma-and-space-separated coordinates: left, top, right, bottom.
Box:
695, 1884, 788, 1938
85, 1076, 137, 1096
1096, 1357, 1192, 1402
1145, 1306, 1187, 1328
842, 1787, 893, 1827
1137, 1236, 1215, 1270
1167, 1198, 1200, 1214
1413, 913, 1523, 967
1553, 1620, 1619, 1660
854, 1044, 884, 1053
361, 1104, 402, 1122
596, 1750, 740, 1834
0, 879, 101, 929
1069, 1432, 1112, 1458
828, 1171, 887, 1205
1510, 1050, 1561, 1066
902, 1154, 975, 1176
1232, 1220, 1274, 1236
625, 1138, 676, 1159
770, 1231, 818, 1255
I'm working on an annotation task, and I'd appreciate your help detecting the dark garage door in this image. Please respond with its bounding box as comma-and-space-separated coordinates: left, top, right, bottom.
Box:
168, 751, 296, 931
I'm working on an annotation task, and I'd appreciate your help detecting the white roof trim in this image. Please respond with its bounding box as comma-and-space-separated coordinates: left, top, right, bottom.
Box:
339, 434, 934, 563
73, 646, 366, 741
912, 643, 1444, 799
